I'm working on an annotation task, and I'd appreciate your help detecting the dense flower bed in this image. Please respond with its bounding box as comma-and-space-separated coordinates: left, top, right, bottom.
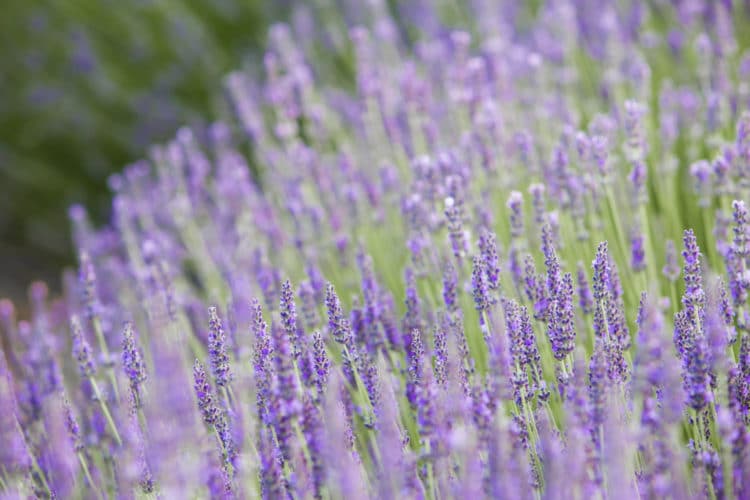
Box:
2, 1, 750, 498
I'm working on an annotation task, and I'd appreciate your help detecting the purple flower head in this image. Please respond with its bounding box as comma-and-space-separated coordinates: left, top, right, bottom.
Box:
403, 267, 423, 336
730, 201, 750, 304
674, 309, 711, 411
507, 191, 524, 239
542, 223, 561, 298
588, 339, 609, 441
630, 230, 645, 272
592, 243, 617, 345
297, 281, 319, 332
405, 329, 425, 408
325, 283, 351, 345
471, 255, 489, 316
122, 321, 147, 404
681, 229, 705, 315
548, 273, 576, 361
70, 316, 95, 378
193, 359, 220, 426
575, 130, 591, 160
528, 183, 546, 226
442, 257, 458, 313
522, 254, 548, 320
628, 160, 647, 205
690, 160, 713, 205
280, 279, 305, 360
624, 100, 647, 160
592, 242, 611, 304
271, 318, 301, 461
78, 251, 99, 320
570, 267, 590, 321
312, 330, 330, 395
663, 240, 680, 282
737, 111, 750, 177
251, 299, 273, 424
208, 306, 232, 387
591, 135, 610, 178
63, 397, 83, 453
732, 200, 749, 260
479, 228, 501, 295
433, 322, 448, 387
445, 195, 468, 259
301, 393, 325, 497
259, 427, 287, 499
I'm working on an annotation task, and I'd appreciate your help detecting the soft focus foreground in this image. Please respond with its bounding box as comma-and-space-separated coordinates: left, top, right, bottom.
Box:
3, 1, 750, 499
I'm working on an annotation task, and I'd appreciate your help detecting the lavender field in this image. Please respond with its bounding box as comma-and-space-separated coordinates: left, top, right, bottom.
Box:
2, 1, 750, 498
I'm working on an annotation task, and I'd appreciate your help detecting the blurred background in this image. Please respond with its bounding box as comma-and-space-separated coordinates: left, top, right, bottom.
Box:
0, 0, 290, 302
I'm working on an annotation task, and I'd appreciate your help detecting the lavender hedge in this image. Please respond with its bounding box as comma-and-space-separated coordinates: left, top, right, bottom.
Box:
2, 1, 750, 498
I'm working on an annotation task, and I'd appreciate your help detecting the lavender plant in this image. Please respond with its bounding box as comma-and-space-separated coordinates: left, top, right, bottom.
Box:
2, 1, 750, 498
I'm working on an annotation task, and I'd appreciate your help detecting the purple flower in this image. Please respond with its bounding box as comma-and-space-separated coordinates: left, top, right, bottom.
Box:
193, 360, 220, 426
271, 320, 300, 461
259, 427, 286, 499
630, 230, 645, 271
280, 279, 305, 360
445, 195, 468, 259
433, 322, 448, 387
208, 306, 232, 387
297, 281, 319, 332
663, 240, 680, 282
63, 397, 83, 453
727, 200, 750, 307
547, 272, 576, 361
312, 330, 330, 395
405, 328, 425, 408
479, 228, 501, 295
507, 191, 524, 238
442, 257, 458, 313
251, 299, 273, 425
122, 321, 147, 406
403, 267, 423, 336
673, 309, 710, 411
70, 316, 95, 378
529, 183, 546, 226
681, 229, 705, 316
592, 242, 611, 339
471, 255, 489, 317
576, 262, 594, 315
542, 223, 561, 299
628, 160, 647, 205
301, 393, 324, 498
325, 283, 350, 345
78, 251, 99, 320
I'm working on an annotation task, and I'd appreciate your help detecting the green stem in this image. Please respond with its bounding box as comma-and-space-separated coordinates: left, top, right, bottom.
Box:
90, 378, 123, 446
77, 452, 103, 500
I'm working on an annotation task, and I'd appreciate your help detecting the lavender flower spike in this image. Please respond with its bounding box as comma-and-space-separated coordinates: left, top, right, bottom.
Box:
193, 359, 220, 426
208, 306, 232, 387
122, 321, 147, 407
681, 229, 705, 316
70, 316, 95, 378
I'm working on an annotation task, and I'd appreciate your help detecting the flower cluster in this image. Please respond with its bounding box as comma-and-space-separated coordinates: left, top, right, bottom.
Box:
2, 1, 750, 498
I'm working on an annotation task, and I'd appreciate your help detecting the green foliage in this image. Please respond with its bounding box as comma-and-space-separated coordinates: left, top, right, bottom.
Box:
0, 0, 283, 298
